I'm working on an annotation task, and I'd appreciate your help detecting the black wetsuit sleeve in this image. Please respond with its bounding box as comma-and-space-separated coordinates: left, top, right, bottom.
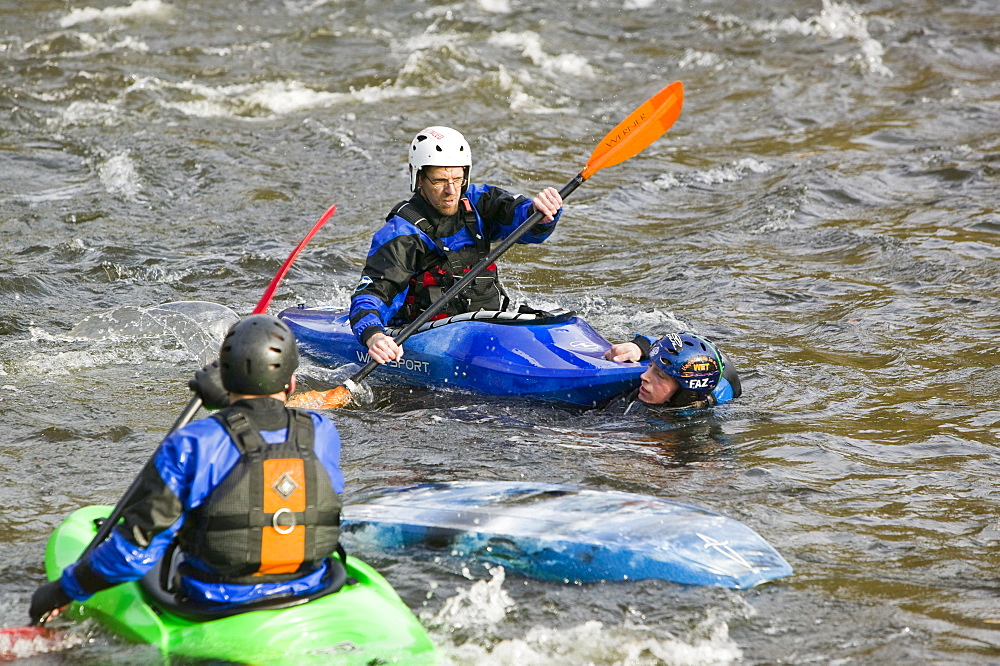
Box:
71, 459, 184, 596
631, 335, 653, 358
720, 351, 742, 399
120, 458, 185, 548
349, 230, 431, 336
473, 186, 531, 237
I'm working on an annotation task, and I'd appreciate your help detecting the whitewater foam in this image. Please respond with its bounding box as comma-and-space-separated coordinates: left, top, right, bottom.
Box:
60, 0, 172, 29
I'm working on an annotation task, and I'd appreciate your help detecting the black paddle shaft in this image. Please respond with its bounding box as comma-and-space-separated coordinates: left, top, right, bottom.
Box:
349, 174, 585, 386
77, 395, 203, 563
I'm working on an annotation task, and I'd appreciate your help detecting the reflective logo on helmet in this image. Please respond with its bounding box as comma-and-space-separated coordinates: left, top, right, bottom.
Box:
679, 355, 719, 377
355, 276, 373, 292
664, 333, 683, 353
426, 128, 445, 140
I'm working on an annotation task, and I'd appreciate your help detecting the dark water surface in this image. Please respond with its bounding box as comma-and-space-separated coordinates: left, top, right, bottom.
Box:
2, 0, 998, 663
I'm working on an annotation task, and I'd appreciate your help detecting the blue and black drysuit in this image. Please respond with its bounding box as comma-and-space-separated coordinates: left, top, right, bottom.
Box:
58, 398, 344, 607
349, 184, 560, 346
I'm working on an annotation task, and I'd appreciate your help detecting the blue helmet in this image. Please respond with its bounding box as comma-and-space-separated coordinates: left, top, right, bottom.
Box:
648, 332, 723, 394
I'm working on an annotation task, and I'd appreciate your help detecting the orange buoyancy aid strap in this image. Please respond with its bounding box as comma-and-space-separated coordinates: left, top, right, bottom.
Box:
257, 457, 307, 575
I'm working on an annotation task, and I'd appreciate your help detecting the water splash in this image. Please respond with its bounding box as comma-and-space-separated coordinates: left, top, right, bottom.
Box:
713, 0, 893, 77
431, 589, 745, 665
477, 0, 512, 14
0, 625, 88, 661
646, 158, 772, 192
429, 565, 516, 630
97, 152, 142, 199
70, 301, 239, 365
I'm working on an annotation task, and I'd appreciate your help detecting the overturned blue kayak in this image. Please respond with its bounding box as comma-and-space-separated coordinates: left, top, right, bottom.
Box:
278, 307, 645, 407
341, 482, 793, 589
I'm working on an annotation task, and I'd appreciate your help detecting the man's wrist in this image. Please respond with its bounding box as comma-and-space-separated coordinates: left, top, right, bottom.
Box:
360, 325, 385, 347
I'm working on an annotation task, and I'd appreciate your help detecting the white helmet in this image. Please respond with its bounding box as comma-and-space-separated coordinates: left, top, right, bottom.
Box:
408, 126, 471, 192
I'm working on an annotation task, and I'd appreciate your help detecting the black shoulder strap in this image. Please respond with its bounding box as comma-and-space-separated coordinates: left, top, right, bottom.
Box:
389, 200, 446, 252
213, 409, 268, 458
388, 200, 473, 275
286, 408, 316, 458
388, 201, 430, 232
460, 197, 488, 259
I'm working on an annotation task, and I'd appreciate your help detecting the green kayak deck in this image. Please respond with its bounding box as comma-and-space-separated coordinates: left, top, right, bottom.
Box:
45, 505, 436, 664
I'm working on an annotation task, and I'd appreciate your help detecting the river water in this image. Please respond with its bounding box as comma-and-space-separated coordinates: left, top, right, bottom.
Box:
1, 0, 998, 663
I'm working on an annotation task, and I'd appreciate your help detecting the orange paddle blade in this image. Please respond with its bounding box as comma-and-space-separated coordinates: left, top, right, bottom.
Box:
581, 81, 683, 180
286, 385, 353, 410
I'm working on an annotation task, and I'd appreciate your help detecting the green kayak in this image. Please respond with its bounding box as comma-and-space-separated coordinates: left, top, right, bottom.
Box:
44, 505, 437, 664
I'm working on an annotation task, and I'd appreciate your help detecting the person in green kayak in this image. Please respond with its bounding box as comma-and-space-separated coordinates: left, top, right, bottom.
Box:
350, 125, 564, 364
602, 331, 742, 413
30, 314, 345, 623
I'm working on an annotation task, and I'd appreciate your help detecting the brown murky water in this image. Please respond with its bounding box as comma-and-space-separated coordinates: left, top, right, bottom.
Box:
1, 0, 997, 662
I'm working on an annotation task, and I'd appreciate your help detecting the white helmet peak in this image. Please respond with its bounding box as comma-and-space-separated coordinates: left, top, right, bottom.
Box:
408, 126, 471, 192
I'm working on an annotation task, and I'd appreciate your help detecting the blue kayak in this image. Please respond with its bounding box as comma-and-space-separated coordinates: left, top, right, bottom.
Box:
278, 307, 646, 407
341, 482, 793, 589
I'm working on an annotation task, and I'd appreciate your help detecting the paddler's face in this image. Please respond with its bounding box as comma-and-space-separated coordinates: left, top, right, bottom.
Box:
638, 363, 680, 405
418, 166, 465, 216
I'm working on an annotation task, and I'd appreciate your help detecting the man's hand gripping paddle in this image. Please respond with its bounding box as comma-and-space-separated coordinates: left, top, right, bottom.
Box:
3, 205, 335, 657
288, 81, 684, 410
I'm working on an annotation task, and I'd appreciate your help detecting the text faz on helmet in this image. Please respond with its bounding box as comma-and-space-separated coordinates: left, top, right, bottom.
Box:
219, 314, 299, 395
408, 126, 471, 191
648, 332, 723, 394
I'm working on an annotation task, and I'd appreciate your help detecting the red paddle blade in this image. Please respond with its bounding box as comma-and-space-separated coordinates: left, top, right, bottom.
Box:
0, 625, 68, 661
252, 204, 337, 315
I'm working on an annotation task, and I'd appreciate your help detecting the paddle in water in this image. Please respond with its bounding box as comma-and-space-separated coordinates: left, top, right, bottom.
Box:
287, 81, 684, 410
0, 205, 336, 661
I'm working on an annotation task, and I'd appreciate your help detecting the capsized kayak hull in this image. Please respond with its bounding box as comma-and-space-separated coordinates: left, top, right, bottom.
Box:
278, 307, 646, 407
44, 506, 436, 665
342, 482, 793, 589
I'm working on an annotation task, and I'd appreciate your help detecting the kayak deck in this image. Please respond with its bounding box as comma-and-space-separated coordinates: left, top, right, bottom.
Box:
45, 506, 436, 665
279, 306, 646, 407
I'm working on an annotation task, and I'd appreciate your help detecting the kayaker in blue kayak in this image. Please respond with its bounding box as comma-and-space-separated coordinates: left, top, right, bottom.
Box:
602, 331, 742, 413
350, 125, 564, 364
30, 314, 345, 623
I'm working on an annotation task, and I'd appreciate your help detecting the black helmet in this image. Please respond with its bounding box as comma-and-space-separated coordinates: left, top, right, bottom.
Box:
219, 314, 299, 395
